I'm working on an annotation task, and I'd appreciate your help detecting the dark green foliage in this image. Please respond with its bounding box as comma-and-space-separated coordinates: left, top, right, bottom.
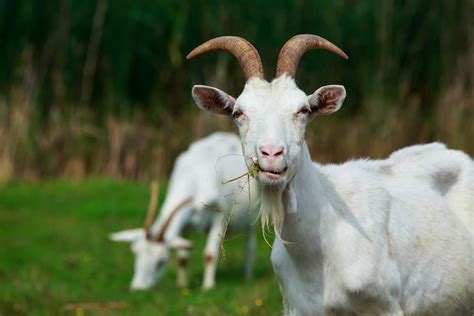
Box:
0, 0, 471, 114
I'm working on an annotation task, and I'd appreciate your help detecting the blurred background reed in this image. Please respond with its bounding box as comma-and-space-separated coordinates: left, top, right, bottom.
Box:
0, 0, 472, 183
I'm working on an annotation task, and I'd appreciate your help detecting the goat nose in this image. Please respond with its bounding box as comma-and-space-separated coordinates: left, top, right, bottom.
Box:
259, 145, 285, 158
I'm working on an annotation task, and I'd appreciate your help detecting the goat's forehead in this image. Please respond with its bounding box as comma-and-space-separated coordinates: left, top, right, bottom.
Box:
237, 77, 307, 110
137, 240, 166, 252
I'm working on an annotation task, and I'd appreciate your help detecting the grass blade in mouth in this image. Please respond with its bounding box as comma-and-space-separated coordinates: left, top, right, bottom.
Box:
221, 157, 260, 184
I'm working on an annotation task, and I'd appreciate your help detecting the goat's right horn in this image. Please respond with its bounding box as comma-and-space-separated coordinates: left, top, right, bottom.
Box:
276, 34, 348, 78
144, 180, 159, 237
187, 36, 265, 81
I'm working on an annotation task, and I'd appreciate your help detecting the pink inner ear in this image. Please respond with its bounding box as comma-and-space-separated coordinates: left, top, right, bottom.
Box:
310, 85, 345, 115
320, 89, 342, 104
192, 86, 235, 115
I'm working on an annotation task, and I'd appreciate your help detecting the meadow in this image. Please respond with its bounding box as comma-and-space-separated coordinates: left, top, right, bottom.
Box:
0, 180, 281, 315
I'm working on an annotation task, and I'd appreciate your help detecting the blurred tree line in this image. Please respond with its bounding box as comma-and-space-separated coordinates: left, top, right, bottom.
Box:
0, 0, 472, 181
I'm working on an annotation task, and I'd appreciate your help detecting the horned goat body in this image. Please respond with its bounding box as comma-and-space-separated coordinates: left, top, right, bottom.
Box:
110, 132, 258, 290
188, 35, 474, 315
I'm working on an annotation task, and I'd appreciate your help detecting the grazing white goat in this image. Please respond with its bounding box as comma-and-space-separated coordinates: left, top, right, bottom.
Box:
110, 132, 258, 290
187, 35, 474, 315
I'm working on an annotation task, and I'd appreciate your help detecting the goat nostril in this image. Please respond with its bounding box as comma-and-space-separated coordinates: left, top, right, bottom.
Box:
259, 145, 284, 158
260, 149, 270, 156
274, 148, 284, 156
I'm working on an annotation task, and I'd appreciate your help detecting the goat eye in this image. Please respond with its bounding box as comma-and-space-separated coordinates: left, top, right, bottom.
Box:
297, 108, 311, 115
232, 110, 244, 119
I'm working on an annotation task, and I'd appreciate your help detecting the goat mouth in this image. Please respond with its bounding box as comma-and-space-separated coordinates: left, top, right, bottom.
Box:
259, 166, 288, 180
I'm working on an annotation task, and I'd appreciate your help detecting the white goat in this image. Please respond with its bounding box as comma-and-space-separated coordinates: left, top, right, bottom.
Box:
110, 132, 258, 290
187, 35, 474, 315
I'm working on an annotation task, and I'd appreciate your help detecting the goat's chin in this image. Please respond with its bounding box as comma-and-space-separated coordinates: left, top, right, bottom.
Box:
259, 186, 285, 240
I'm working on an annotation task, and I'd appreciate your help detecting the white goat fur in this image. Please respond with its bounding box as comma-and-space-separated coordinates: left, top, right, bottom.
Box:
192, 74, 474, 315
110, 132, 258, 290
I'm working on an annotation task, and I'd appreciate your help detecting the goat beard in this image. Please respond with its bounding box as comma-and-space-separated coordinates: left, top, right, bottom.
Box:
259, 186, 285, 241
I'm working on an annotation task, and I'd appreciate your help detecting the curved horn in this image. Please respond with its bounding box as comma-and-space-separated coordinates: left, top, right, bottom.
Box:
276, 34, 348, 78
187, 36, 265, 81
155, 198, 192, 242
144, 181, 159, 237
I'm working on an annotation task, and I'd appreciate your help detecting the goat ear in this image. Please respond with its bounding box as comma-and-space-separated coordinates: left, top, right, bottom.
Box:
308, 85, 346, 116
109, 228, 145, 242
168, 236, 193, 250
192, 85, 236, 115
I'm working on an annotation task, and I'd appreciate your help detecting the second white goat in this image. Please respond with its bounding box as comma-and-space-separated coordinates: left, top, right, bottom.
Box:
110, 132, 258, 290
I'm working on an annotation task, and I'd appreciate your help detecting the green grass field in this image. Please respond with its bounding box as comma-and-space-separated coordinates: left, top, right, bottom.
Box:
0, 180, 281, 315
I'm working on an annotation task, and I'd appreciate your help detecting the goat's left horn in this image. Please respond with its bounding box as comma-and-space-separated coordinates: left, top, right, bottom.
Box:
187, 36, 265, 81
144, 180, 159, 237
276, 34, 348, 78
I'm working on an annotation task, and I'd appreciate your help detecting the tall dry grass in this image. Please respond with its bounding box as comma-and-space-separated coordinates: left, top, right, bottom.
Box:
0, 85, 471, 182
